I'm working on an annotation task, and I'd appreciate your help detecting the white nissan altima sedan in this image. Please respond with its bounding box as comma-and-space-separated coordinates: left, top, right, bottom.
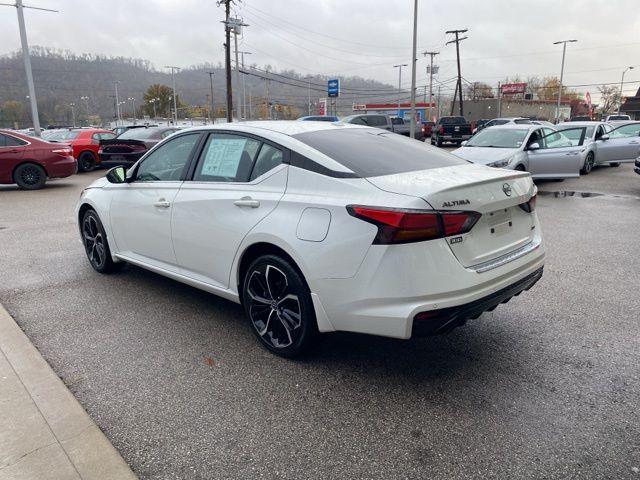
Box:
77, 121, 545, 357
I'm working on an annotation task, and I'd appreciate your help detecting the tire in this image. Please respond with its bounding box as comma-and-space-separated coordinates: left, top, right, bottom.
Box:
430, 137, 435, 145
581, 152, 594, 175
242, 254, 318, 357
77, 151, 96, 172
13, 163, 46, 190
610, 162, 620, 167
436, 137, 443, 147
81, 209, 124, 273
515, 164, 526, 172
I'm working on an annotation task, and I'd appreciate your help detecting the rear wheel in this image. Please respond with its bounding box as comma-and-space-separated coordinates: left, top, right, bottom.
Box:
436, 137, 443, 147
78, 151, 96, 172
81, 209, 123, 273
13, 163, 46, 190
242, 254, 318, 357
581, 152, 594, 174
610, 162, 620, 167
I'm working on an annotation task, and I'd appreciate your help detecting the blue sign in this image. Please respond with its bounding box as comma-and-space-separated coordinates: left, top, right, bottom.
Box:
327, 79, 340, 98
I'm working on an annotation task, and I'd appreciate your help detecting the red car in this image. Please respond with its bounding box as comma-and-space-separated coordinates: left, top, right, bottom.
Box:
420, 121, 435, 138
0, 129, 76, 190
45, 128, 116, 172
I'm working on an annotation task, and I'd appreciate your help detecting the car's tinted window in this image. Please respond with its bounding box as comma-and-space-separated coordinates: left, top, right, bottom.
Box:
118, 128, 164, 140
439, 117, 466, 124
193, 134, 261, 182
249, 144, 284, 181
135, 133, 199, 182
549, 127, 586, 146
0, 133, 28, 147
514, 118, 532, 124
367, 116, 387, 127
345, 116, 367, 125
293, 128, 466, 177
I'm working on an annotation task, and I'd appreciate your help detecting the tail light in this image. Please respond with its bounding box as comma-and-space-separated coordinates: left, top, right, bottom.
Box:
346, 205, 481, 244
438, 125, 444, 134
51, 147, 72, 156
518, 194, 537, 213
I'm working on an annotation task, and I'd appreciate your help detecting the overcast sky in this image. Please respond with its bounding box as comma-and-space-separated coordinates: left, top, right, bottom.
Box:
1, 0, 639, 101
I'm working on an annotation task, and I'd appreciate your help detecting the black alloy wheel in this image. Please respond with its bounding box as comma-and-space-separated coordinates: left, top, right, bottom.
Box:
243, 255, 317, 357
14, 163, 46, 190
81, 210, 123, 273
78, 152, 96, 172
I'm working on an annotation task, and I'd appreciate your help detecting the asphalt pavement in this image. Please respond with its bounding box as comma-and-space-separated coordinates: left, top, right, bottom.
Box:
1, 163, 639, 480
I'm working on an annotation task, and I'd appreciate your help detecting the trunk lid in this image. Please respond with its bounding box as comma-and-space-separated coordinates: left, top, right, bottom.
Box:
366, 164, 537, 268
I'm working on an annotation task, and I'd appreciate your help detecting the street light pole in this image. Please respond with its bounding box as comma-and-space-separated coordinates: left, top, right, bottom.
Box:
208, 72, 215, 124
128, 97, 136, 123
553, 39, 577, 123
408, 0, 418, 138
114, 81, 121, 126
1, 0, 58, 135
165, 66, 181, 124
618, 66, 634, 115
423, 51, 439, 122
69, 103, 75, 127
393, 64, 407, 117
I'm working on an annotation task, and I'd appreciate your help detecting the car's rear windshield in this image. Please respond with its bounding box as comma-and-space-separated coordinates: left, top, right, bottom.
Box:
117, 128, 159, 139
45, 130, 79, 140
439, 117, 466, 124
292, 128, 467, 177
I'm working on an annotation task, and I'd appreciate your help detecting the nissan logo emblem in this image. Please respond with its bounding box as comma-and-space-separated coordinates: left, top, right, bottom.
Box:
502, 183, 512, 196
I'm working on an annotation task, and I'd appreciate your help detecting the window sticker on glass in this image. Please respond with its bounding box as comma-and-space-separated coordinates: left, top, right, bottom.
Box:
201, 138, 247, 177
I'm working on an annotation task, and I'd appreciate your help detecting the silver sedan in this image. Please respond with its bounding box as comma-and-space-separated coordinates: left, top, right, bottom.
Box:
452, 124, 586, 179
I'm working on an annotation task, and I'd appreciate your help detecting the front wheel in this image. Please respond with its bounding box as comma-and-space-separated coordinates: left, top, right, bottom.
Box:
581, 152, 594, 174
81, 209, 124, 273
242, 255, 318, 357
13, 163, 46, 190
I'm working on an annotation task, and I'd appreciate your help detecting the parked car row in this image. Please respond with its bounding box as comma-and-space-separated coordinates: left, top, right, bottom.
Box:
450, 121, 640, 179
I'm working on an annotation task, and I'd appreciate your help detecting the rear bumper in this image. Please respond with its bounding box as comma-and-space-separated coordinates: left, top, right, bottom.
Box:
47, 155, 77, 178
440, 134, 472, 142
412, 267, 543, 336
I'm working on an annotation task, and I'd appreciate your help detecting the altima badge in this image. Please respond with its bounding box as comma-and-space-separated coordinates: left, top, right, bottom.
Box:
502, 183, 512, 197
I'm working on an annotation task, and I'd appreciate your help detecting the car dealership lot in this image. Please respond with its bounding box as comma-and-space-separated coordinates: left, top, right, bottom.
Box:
1, 165, 639, 479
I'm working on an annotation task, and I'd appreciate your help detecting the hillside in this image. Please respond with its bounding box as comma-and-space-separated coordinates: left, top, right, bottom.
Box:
0, 48, 399, 127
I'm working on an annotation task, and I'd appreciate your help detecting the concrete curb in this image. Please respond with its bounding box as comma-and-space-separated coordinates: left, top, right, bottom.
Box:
0, 303, 137, 480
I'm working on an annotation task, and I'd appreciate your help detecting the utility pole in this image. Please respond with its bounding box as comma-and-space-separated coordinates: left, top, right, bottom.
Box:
264, 66, 271, 119
208, 72, 215, 123
497, 81, 502, 117
423, 51, 439, 122
393, 64, 408, 117
437, 84, 442, 119
2, 0, 57, 136
618, 66, 634, 115
239, 51, 251, 119
165, 66, 180, 124
408, 0, 418, 138
553, 39, 577, 123
221, 0, 233, 122
114, 81, 121, 126
446, 29, 468, 117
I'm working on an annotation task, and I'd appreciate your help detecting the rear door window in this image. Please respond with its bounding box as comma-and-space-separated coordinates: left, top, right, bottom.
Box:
193, 134, 261, 183
293, 128, 466, 177
0, 134, 28, 147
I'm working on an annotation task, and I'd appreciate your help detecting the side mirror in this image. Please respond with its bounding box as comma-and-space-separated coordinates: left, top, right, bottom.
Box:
528, 142, 540, 151
600, 135, 609, 141
460, 140, 467, 146
106, 166, 127, 184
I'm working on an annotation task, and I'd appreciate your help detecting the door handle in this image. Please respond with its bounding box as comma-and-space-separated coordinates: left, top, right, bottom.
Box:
153, 199, 170, 208
629, 141, 639, 144
234, 197, 260, 208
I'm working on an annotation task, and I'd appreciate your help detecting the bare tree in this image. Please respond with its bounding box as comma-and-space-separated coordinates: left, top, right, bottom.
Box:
597, 85, 620, 114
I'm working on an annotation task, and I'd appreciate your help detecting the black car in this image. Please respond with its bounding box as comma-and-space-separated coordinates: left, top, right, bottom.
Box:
634, 157, 640, 175
99, 127, 179, 167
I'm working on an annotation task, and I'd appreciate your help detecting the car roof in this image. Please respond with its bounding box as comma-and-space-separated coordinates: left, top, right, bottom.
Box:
182, 120, 368, 136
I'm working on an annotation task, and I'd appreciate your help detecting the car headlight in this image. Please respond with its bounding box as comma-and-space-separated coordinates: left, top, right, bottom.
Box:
487, 158, 510, 168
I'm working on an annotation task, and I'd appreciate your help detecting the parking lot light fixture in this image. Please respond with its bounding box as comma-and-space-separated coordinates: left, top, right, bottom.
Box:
553, 39, 577, 123
393, 64, 408, 117
618, 66, 634, 115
